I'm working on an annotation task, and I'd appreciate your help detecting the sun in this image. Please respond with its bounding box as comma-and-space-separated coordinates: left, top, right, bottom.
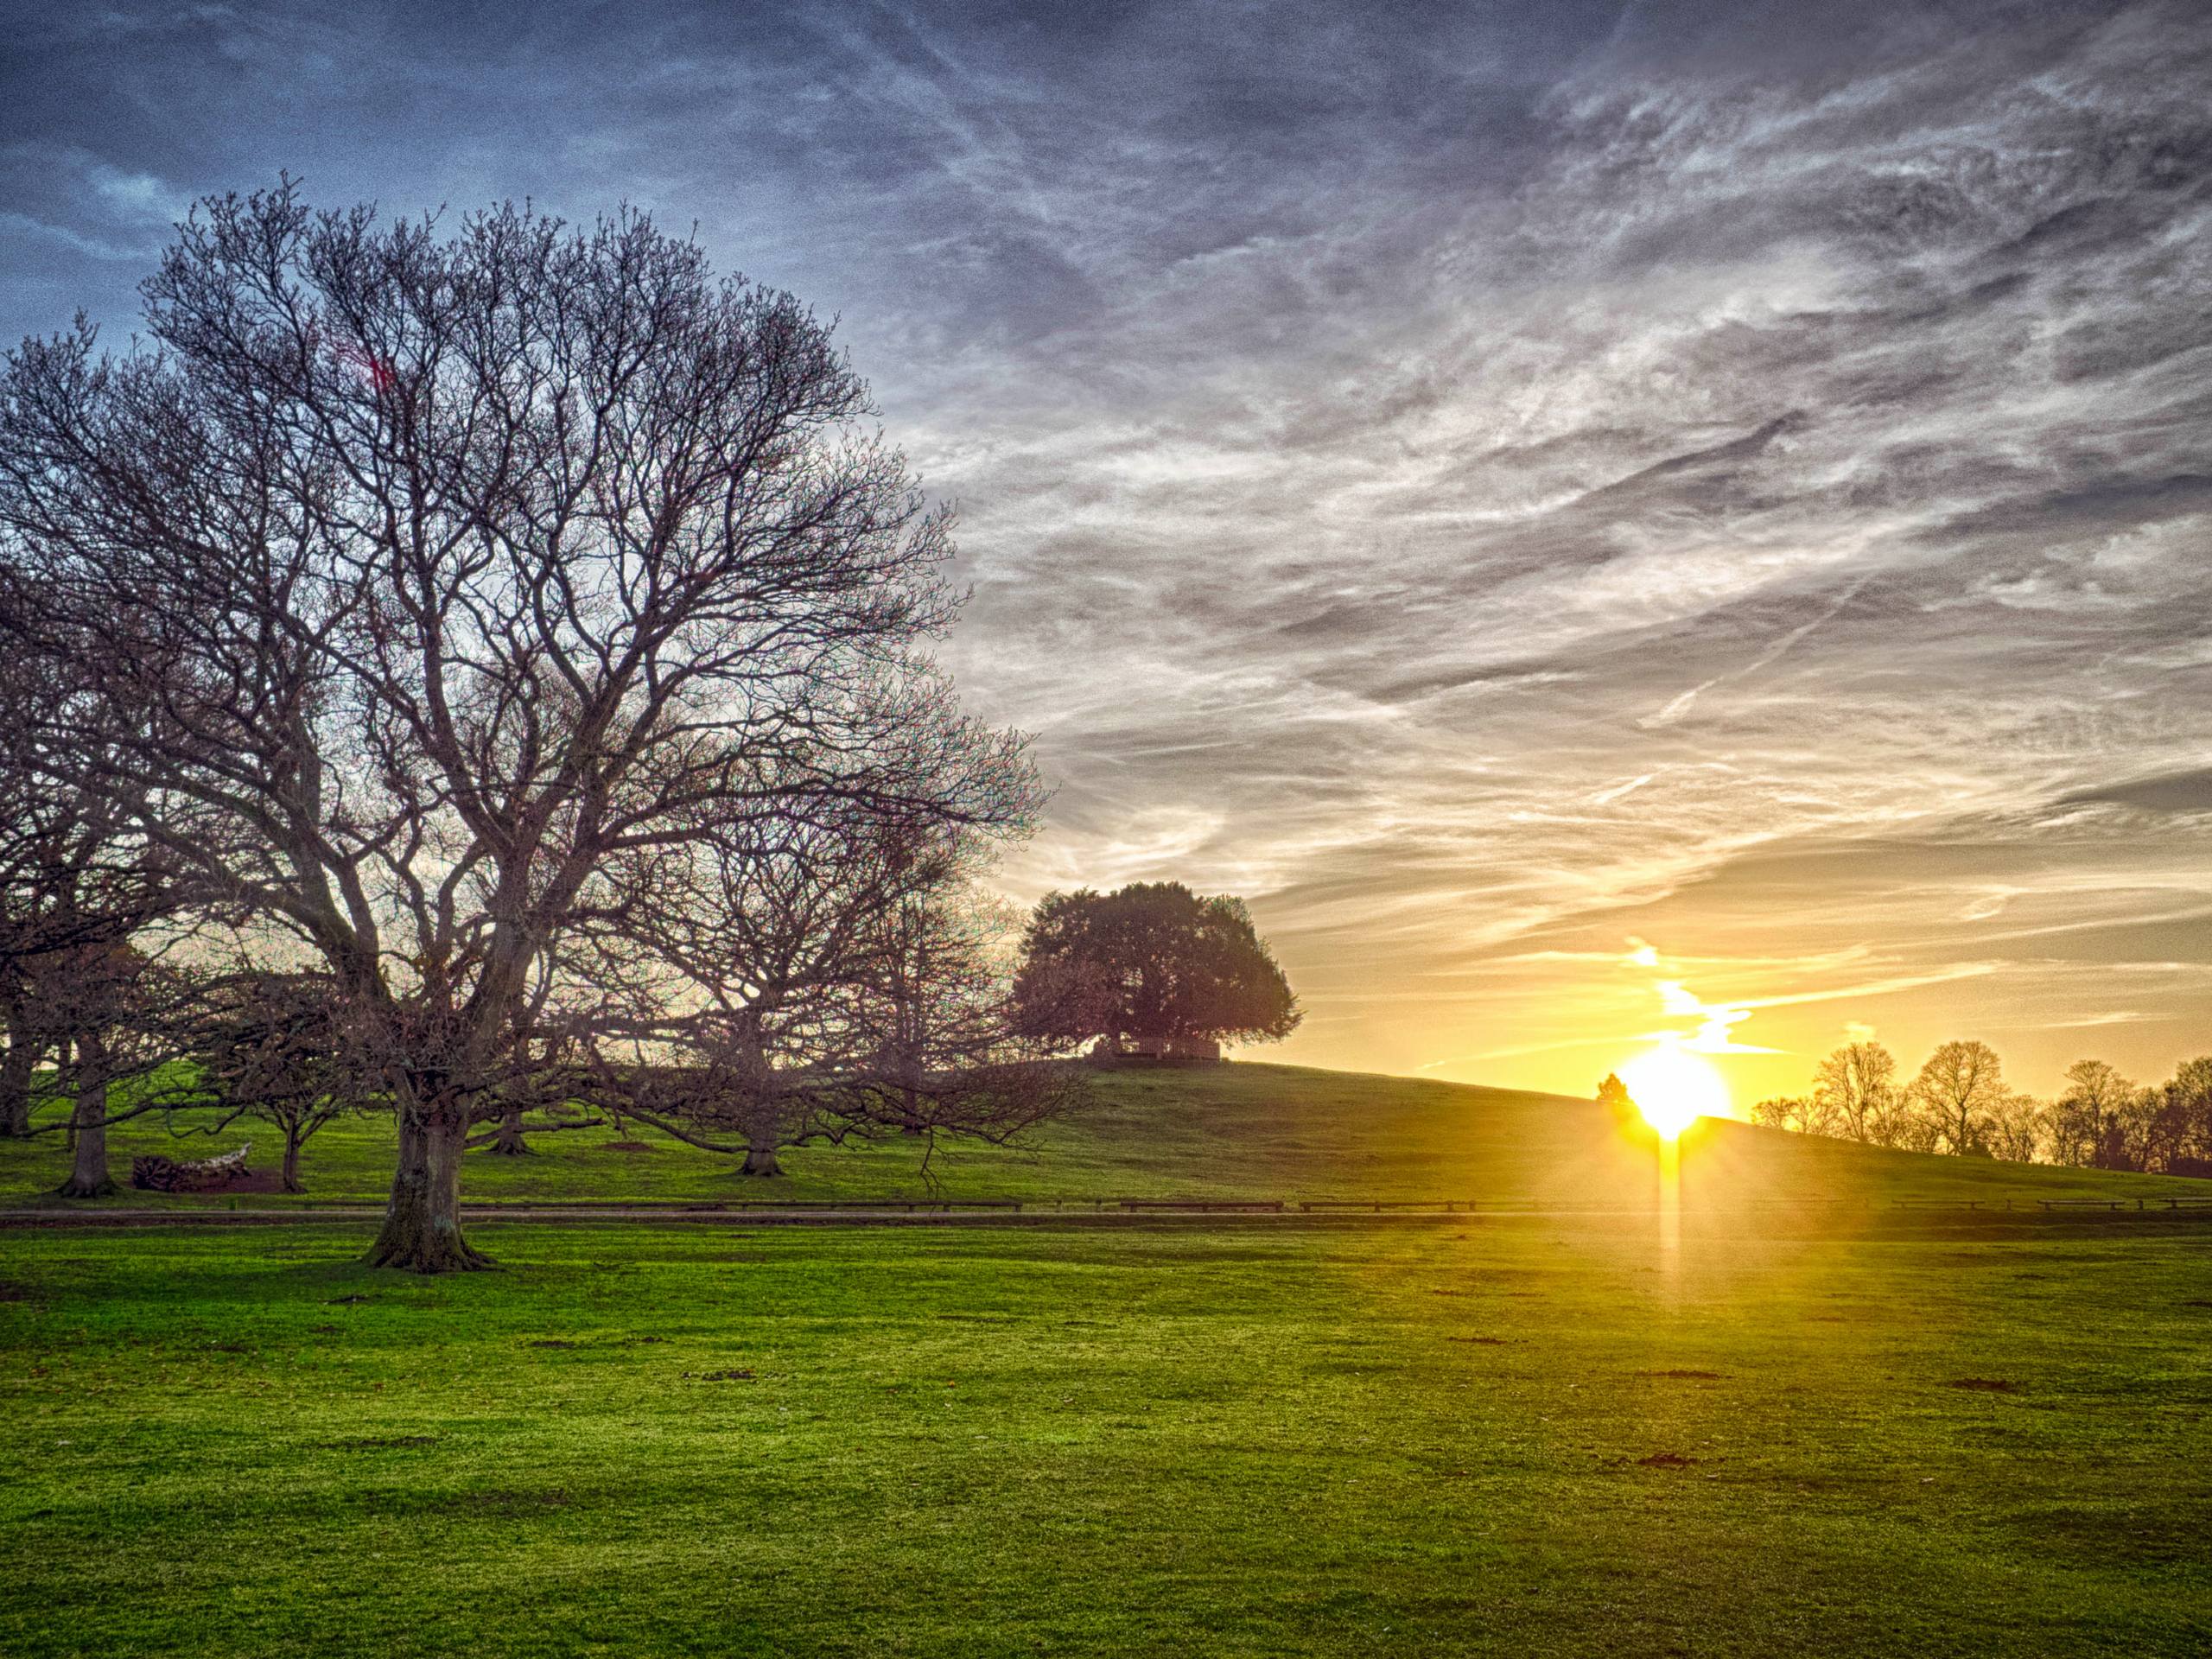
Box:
1619, 1046, 1732, 1140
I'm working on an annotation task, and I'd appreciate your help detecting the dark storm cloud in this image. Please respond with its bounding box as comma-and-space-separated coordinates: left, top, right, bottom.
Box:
3, 0, 2208, 1090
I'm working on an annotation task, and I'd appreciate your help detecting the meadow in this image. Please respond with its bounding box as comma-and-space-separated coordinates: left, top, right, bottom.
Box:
3, 1066, 2209, 1656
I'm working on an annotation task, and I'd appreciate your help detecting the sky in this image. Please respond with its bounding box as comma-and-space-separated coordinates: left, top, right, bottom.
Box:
3, 0, 2208, 1107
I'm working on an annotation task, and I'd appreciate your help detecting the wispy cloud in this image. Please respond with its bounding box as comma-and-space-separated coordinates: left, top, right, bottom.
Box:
3, 0, 2207, 1095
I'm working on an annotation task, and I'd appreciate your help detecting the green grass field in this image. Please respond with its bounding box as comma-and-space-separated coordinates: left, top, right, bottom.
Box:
3, 1065, 2209, 1656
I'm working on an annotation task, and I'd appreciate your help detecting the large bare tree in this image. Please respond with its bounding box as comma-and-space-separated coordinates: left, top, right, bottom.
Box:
0, 184, 1037, 1267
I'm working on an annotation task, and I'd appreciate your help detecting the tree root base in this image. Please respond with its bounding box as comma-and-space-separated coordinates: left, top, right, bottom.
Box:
361, 1233, 496, 1274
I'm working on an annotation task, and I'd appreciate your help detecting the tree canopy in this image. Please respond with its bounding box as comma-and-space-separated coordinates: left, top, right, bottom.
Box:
1013, 881, 1298, 1057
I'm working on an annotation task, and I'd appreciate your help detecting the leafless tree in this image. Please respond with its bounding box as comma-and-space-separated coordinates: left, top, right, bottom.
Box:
0, 184, 1037, 1267
2145, 1057, 2212, 1173
565, 801, 931, 1176
175, 969, 380, 1192
1982, 1090, 2048, 1165
1811, 1041, 1900, 1145
0, 600, 179, 1184
1749, 1094, 1835, 1135
845, 883, 1084, 1174
1906, 1040, 2009, 1156
2050, 1059, 2144, 1170
568, 798, 1064, 1179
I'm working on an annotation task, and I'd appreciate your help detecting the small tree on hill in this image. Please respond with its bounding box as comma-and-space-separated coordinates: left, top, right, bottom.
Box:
1983, 1090, 2048, 1165
1750, 1095, 1823, 1134
1908, 1040, 2008, 1156
1812, 1042, 1899, 1144
2050, 1060, 2144, 1170
1013, 882, 1299, 1061
2147, 1057, 2212, 1173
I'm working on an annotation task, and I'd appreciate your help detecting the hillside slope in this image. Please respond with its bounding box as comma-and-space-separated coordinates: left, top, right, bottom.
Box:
3, 1061, 2200, 1210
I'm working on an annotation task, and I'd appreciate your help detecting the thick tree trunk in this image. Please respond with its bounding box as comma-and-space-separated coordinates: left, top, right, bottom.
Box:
739, 1135, 785, 1178
484, 1103, 531, 1155
365, 1109, 489, 1272
57, 1044, 112, 1198
0, 1019, 37, 1140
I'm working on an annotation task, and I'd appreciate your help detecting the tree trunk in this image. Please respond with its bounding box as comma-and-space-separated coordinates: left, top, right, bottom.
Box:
281, 1129, 304, 1194
484, 1102, 531, 1154
365, 1109, 489, 1272
739, 1135, 785, 1178
0, 1017, 36, 1140
57, 1039, 112, 1198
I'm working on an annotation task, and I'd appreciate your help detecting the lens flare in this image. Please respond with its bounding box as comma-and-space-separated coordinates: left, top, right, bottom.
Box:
1619, 1046, 1731, 1139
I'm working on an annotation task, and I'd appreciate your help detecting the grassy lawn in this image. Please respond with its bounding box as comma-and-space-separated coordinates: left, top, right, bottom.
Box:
3, 1215, 2209, 1656
6, 1062, 2204, 1210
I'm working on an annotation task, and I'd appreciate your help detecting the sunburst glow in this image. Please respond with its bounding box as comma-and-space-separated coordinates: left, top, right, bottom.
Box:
1619, 1046, 1732, 1140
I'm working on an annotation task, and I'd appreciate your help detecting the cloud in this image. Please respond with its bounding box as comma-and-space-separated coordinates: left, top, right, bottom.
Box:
2, 0, 2206, 1095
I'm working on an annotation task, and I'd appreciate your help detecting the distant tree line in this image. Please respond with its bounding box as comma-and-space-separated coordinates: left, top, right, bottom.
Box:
1749, 1039, 2212, 1173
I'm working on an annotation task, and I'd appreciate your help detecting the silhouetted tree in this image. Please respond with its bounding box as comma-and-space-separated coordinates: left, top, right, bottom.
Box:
1596, 1073, 1634, 1115
1907, 1040, 2009, 1156
2148, 1056, 2212, 1173
569, 807, 1057, 1179
1013, 882, 1298, 1060
1750, 1094, 1841, 1135
0, 183, 1036, 1267
1983, 1090, 2048, 1165
2050, 1060, 2145, 1170
1812, 1041, 1901, 1145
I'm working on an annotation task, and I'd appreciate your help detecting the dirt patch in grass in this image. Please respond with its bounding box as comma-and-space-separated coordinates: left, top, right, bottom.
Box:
696, 1368, 755, 1381
1948, 1377, 2019, 1392
528, 1338, 581, 1349
1636, 1452, 1706, 1468
601, 1141, 657, 1153
1448, 1336, 1507, 1345
1640, 1369, 1724, 1379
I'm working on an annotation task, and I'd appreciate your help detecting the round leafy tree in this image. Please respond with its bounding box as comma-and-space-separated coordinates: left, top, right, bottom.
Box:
1013, 881, 1299, 1061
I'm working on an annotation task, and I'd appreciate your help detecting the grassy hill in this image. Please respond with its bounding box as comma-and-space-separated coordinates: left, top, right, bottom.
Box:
3, 1060, 2200, 1211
